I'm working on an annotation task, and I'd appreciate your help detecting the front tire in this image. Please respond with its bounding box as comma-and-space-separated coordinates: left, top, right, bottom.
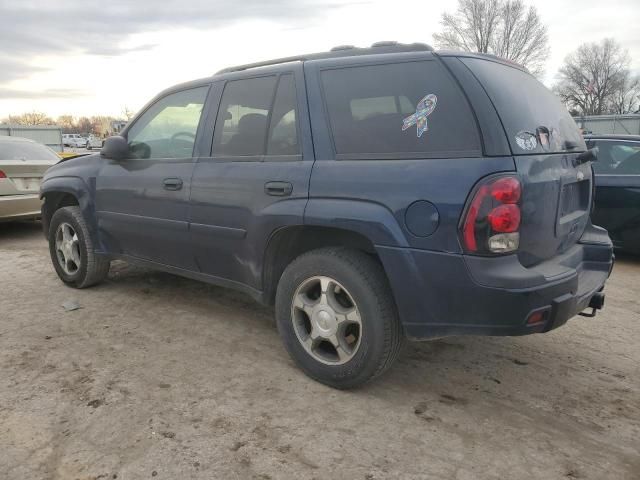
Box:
275, 247, 403, 389
48, 206, 110, 288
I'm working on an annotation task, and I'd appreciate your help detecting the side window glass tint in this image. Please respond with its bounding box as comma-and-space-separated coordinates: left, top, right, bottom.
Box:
127, 86, 208, 159
267, 74, 299, 156
592, 141, 640, 174
321, 61, 481, 157
212, 76, 278, 156
592, 142, 615, 173
350, 96, 414, 121
611, 144, 640, 174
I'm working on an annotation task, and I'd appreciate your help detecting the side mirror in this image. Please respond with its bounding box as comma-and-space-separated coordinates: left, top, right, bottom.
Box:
101, 135, 129, 160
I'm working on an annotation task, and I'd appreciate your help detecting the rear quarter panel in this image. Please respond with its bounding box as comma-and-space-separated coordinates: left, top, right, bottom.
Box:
303, 54, 515, 252
306, 157, 515, 252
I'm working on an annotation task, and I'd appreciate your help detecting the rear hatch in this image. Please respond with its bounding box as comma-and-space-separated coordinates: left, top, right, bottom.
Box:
460, 57, 592, 266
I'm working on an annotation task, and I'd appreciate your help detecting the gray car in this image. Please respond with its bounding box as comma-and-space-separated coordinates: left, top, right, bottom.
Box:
0, 136, 60, 221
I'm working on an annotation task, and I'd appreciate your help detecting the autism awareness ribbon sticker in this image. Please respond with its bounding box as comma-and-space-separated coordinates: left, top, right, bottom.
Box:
402, 94, 437, 138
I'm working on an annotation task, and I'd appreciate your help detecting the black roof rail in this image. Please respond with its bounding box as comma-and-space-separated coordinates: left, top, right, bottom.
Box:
215, 42, 434, 75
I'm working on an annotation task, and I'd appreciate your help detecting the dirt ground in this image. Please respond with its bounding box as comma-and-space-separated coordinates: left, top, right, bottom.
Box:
1, 221, 638, 480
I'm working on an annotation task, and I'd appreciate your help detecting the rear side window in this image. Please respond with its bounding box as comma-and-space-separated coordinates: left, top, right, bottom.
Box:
212, 74, 299, 158
462, 58, 586, 155
588, 140, 640, 175
267, 74, 299, 156
320, 61, 481, 158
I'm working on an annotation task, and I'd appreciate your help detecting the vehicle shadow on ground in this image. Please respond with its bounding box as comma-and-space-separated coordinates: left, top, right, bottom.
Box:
102, 259, 573, 401
0, 221, 42, 240
3, 220, 620, 402
614, 251, 640, 264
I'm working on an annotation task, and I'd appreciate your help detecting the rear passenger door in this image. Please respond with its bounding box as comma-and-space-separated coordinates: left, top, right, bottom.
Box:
189, 65, 313, 291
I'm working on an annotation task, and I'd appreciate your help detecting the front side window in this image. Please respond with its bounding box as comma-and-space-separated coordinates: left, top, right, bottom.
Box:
320, 61, 481, 157
127, 86, 208, 159
212, 74, 299, 158
589, 140, 640, 175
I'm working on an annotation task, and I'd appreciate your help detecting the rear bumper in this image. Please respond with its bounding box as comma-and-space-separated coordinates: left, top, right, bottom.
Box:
0, 194, 42, 221
376, 225, 613, 339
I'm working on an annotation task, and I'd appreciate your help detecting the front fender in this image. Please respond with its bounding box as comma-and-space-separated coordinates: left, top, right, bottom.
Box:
40, 176, 101, 251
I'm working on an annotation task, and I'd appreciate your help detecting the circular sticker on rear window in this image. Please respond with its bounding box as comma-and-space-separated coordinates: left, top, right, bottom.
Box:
515, 131, 537, 151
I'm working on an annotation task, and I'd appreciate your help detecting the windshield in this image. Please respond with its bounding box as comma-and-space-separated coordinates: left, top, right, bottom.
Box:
462, 58, 586, 155
0, 140, 60, 161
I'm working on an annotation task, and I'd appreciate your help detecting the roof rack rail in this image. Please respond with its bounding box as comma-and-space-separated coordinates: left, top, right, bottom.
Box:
330, 45, 356, 51
371, 40, 399, 47
216, 42, 434, 75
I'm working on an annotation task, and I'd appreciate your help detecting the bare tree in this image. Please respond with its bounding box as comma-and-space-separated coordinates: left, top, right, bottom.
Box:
609, 73, 640, 114
90, 116, 116, 137
76, 116, 94, 134
122, 106, 134, 121
5, 111, 54, 126
56, 115, 75, 133
555, 39, 639, 115
433, 0, 549, 75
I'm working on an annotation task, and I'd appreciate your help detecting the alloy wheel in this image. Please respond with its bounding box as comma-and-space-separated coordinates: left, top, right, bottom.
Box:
291, 276, 362, 365
55, 222, 81, 275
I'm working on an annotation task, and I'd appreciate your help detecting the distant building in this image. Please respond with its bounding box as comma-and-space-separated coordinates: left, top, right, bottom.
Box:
0, 125, 63, 152
573, 114, 640, 135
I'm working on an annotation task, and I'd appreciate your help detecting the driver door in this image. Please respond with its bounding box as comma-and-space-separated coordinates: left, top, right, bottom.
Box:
95, 85, 210, 270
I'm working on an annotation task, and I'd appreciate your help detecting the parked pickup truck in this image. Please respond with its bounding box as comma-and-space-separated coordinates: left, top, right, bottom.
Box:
40, 42, 613, 388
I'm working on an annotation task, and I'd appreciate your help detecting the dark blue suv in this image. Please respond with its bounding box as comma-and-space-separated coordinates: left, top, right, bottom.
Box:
41, 42, 613, 388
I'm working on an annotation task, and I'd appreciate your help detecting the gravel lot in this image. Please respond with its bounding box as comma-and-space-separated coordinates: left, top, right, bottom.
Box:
1, 221, 638, 480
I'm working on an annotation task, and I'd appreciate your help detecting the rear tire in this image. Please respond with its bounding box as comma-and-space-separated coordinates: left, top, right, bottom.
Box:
48, 206, 110, 288
275, 247, 403, 389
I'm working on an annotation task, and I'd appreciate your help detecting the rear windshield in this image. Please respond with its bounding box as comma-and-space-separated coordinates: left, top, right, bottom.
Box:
461, 58, 586, 155
320, 60, 481, 158
0, 140, 60, 161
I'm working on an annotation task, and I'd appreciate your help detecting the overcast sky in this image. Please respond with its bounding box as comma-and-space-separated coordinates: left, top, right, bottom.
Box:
0, 0, 638, 119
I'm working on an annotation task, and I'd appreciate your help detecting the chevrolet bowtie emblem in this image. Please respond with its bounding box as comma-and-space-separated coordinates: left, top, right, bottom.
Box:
402, 94, 437, 138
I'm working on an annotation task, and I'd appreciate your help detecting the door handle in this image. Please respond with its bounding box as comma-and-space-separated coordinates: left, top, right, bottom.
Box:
163, 177, 183, 191
265, 181, 293, 196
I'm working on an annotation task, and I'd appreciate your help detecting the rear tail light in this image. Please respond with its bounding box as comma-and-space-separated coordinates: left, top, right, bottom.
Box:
0, 170, 6, 178
487, 204, 520, 233
461, 175, 522, 254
